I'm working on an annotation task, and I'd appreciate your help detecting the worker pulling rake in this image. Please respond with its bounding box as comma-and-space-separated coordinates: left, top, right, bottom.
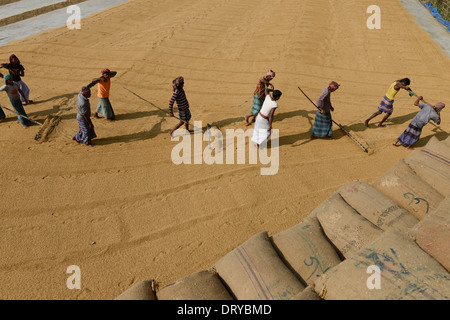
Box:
124, 86, 220, 150
123, 86, 203, 133
0, 103, 43, 126
297, 85, 369, 153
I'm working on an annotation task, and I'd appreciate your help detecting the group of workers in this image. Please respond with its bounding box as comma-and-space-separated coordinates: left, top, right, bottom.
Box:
0, 56, 445, 150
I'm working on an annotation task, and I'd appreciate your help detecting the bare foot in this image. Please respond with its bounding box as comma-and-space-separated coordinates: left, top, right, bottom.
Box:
406, 146, 414, 150
392, 140, 400, 146
93, 113, 100, 119
364, 120, 369, 127
107, 118, 115, 122
244, 115, 250, 124
378, 123, 386, 128
310, 135, 317, 140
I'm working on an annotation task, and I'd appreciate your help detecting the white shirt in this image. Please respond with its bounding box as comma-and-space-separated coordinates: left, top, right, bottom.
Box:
0, 83, 21, 101
259, 94, 278, 117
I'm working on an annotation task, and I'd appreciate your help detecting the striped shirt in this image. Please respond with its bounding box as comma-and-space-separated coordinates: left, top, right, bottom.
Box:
169, 88, 189, 113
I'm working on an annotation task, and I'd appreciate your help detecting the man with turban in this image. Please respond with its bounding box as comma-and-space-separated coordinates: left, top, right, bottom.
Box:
73, 85, 97, 147
168, 76, 192, 137
91, 68, 118, 122
393, 96, 445, 149
311, 81, 340, 139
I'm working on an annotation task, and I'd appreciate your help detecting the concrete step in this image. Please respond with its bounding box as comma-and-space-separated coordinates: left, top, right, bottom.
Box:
0, 0, 87, 27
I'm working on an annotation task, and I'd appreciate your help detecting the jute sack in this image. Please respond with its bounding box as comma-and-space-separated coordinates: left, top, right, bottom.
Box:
372, 159, 444, 221
314, 192, 383, 259
405, 141, 450, 197
425, 136, 450, 159
338, 181, 418, 233
157, 269, 234, 300
214, 232, 305, 300
405, 150, 450, 197
289, 286, 321, 300
314, 229, 450, 300
114, 280, 156, 300
272, 216, 342, 286
444, 134, 450, 148
408, 196, 450, 272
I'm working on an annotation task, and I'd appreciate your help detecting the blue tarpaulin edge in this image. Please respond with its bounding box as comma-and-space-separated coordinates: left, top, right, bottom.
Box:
423, 2, 450, 32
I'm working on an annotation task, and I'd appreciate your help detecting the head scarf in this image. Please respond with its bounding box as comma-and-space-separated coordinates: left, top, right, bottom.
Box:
9, 54, 20, 65
266, 70, 276, 79
329, 81, 340, 89
435, 102, 445, 112
81, 86, 91, 96
4, 74, 11, 85
172, 76, 184, 90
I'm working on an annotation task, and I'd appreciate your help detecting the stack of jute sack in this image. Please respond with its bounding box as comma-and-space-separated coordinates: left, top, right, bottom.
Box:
116, 136, 450, 300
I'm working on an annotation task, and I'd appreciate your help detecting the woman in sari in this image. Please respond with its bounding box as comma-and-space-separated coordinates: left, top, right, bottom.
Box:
1, 54, 33, 104
245, 70, 276, 125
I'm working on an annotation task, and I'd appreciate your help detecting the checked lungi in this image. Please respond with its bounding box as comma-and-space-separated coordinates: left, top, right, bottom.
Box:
397, 123, 422, 147
11, 99, 31, 126
378, 96, 394, 114
178, 108, 192, 122
74, 118, 97, 145
311, 111, 333, 137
